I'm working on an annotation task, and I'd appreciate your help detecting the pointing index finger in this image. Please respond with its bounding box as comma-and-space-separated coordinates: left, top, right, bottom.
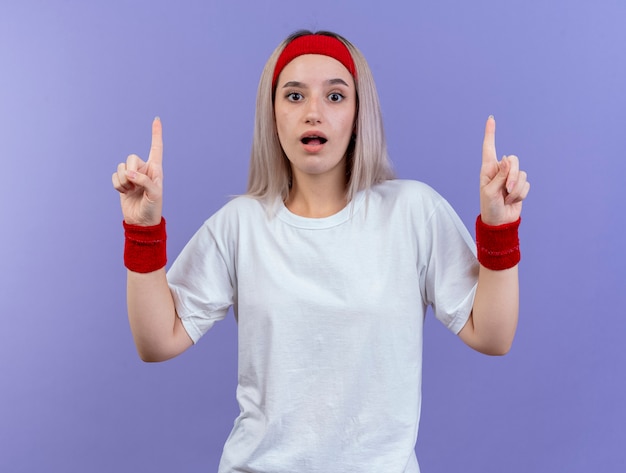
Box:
148, 117, 163, 165
482, 115, 497, 166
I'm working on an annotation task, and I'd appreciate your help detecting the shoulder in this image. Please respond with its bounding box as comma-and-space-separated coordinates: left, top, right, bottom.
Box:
369, 179, 446, 209
186, 196, 267, 245
365, 179, 468, 233
180, 196, 269, 256
219, 194, 265, 213
204, 195, 266, 225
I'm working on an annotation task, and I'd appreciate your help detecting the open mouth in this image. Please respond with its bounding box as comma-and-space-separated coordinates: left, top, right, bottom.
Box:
301, 136, 328, 145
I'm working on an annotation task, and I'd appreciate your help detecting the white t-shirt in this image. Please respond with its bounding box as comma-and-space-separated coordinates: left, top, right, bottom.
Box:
167, 179, 479, 473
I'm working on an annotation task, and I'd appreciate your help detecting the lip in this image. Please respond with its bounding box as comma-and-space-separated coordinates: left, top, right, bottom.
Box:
299, 130, 328, 142
299, 131, 328, 153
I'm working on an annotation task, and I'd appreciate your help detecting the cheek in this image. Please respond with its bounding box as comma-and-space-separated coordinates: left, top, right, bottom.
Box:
274, 109, 290, 136
274, 115, 294, 154
339, 113, 356, 140
342, 104, 357, 131
273, 116, 286, 142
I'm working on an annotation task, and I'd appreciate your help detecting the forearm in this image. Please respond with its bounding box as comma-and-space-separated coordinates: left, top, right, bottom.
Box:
461, 264, 519, 355
127, 268, 192, 362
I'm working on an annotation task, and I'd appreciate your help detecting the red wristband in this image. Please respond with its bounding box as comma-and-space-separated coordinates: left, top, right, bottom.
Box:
475, 215, 521, 270
123, 218, 167, 273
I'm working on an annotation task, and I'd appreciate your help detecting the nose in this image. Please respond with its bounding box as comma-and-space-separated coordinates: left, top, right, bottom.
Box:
304, 95, 322, 124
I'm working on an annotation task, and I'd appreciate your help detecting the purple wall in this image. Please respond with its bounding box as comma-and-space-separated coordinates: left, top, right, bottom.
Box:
1, 0, 624, 471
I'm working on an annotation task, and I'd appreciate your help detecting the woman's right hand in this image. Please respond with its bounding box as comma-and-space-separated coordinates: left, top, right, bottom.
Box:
112, 117, 164, 226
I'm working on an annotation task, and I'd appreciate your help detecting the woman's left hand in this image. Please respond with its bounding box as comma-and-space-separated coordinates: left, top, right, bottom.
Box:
479, 116, 530, 226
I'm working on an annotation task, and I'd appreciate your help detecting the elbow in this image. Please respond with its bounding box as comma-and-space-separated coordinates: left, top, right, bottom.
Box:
459, 317, 516, 356
137, 351, 164, 363
136, 346, 173, 363
480, 338, 514, 356
132, 326, 192, 363
139, 353, 164, 363
483, 346, 511, 357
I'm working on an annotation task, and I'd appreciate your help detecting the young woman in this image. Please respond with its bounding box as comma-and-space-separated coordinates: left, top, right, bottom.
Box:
112, 30, 529, 473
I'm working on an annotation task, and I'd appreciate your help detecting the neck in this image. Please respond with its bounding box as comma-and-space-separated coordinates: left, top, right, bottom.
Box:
285, 170, 348, 218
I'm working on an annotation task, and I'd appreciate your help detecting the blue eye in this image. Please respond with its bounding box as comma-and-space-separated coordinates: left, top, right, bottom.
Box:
328, 93, 344, 102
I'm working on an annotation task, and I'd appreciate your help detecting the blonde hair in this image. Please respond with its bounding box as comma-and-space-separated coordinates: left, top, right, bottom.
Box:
246, 30, 394, 204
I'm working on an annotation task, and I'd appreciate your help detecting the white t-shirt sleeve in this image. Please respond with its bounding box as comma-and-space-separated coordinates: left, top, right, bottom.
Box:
167, 208, 236, 344
418, 191, 479, 334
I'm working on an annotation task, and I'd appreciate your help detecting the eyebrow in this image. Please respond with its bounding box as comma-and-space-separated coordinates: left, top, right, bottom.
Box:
281, 78, 350, 88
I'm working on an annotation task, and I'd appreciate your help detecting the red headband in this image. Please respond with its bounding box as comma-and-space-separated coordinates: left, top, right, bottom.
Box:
272, 34, 357, 88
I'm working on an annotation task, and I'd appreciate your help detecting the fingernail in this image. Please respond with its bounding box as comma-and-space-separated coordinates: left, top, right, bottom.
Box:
154, 116, 160, 121
127, 170, 137, 179
507, 182, 516, 193
489, 114, 495, 120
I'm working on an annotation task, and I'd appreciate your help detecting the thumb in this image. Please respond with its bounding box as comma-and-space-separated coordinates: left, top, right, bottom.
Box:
489, 155, 511, 189
127, 169, 162, 203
